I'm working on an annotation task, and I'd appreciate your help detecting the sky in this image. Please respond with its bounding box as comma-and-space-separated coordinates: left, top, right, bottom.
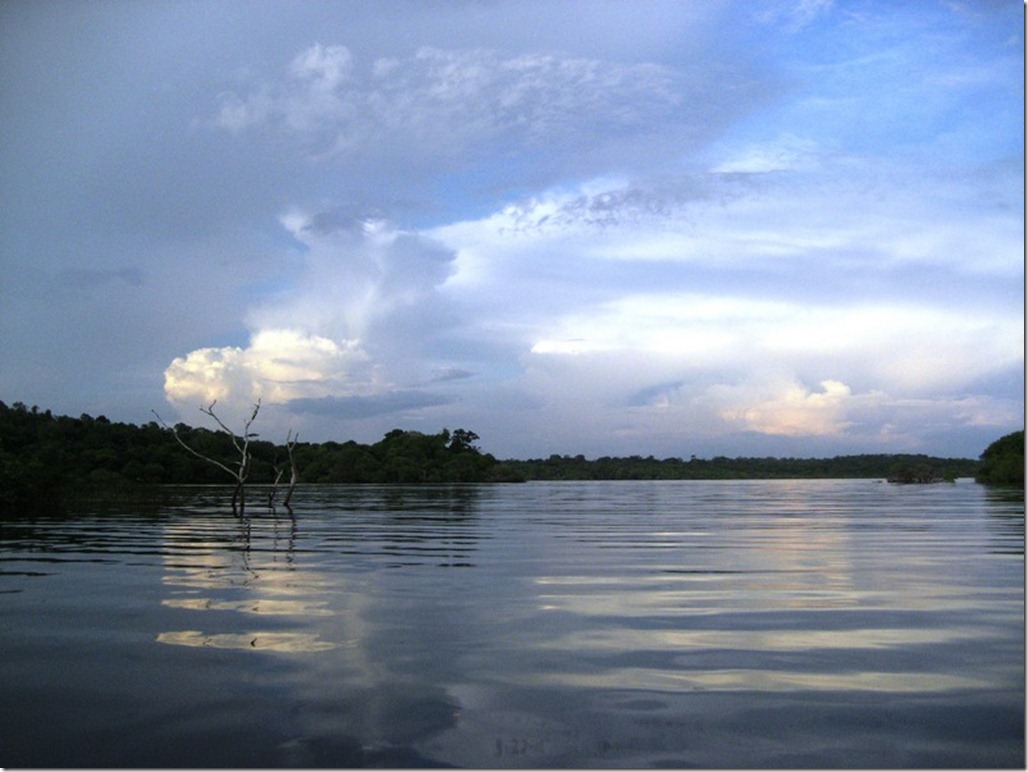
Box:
1, 0, 1023, 460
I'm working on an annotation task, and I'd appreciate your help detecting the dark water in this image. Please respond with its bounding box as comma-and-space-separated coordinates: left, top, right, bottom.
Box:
1, 479, 1023, 768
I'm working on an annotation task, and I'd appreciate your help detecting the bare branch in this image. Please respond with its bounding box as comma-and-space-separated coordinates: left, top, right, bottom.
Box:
153, 400, 261, 516
152, 409, 238, 479
270, 429, 300, 510
283, 430, 299, 509
199, 399, 260, 477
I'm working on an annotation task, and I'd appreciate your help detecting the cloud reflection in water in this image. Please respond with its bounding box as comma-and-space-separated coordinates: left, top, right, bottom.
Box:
158, 507, 341, 654
156, 630, 340, 652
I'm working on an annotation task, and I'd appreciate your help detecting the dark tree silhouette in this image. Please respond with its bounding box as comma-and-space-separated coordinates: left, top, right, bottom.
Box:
976, 431, 1025, 487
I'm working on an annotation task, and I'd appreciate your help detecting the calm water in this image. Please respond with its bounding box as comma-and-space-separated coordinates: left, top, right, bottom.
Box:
1, 479, 1023, 768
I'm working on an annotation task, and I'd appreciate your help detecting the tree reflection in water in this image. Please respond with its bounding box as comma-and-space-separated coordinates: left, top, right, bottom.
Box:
156, 485, 476, 765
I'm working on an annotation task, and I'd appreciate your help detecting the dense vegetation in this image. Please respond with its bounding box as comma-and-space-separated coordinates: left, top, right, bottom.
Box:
0, 400, 1014, 513
0, 402, 516, 510
975, 430, 1025, 487
501, 453, 978, 482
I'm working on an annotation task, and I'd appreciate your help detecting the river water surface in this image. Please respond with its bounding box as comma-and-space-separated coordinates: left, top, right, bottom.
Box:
1, 479, 1023, 768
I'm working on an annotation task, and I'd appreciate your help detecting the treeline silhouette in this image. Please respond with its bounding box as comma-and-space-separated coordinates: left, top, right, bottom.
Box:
0, 401, 515, 509
0, 400, 1008, 512
976, 430, 1025, 487
501, 453, 979, 482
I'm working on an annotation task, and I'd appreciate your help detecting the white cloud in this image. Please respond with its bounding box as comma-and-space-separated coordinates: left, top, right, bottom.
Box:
211, 43, 709, 168
441, 184, 1023, 388
518, 287, 1022, 439
164, 210, 464, 427
711, 133, 823, 174
215, 89, 271, 133
530, 293, 783, 359
163, 329, 372, 414
416, 152, 1023, 454
289, 43, 353, 89
249, 209, 457, 341
435, 162, 1023, 285
717, 378, 857, 437
754, 0, 835, 32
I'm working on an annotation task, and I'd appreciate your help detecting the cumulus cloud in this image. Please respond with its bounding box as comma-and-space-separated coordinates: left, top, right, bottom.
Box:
252, 209, 457, 342
164, 329, 372, 415
163, 209, 467, 428
518, 285, 1021, 442
717, 378, 856, 437
425, 161, 1022, 454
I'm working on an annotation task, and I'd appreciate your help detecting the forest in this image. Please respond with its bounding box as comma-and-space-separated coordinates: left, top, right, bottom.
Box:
501, 453, 980, 482
0, 400, 1017, 512
976, 430, 1025, 487
0, 401, 517, 510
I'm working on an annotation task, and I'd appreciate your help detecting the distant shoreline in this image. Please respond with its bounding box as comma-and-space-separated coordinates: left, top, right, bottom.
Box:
5, 402, 1017, 514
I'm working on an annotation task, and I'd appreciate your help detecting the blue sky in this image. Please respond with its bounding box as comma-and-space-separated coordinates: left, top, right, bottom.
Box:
0, 0, 1022, 459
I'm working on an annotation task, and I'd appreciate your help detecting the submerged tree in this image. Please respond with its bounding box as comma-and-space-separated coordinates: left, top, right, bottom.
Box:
154, 400, 261, 515
269, 429, 300, 510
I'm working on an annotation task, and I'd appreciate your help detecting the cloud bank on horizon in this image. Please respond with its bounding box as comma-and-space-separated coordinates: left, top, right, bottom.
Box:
1, 0, 1022, 459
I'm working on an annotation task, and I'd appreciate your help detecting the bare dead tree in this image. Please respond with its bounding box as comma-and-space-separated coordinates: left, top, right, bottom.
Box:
268, 430, 299, 511
282, 430, 299, 509
153, 399, 261, 516
268, 467, 284, 506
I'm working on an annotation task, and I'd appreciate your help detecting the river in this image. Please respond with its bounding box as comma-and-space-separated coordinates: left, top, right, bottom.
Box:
0, 479, 1023, 767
